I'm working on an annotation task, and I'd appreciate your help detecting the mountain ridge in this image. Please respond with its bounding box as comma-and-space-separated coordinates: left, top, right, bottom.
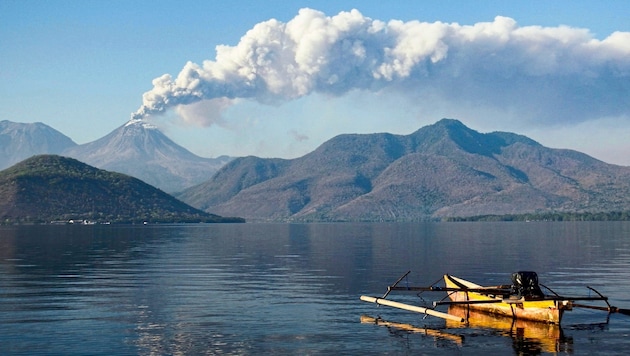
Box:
177, 119, 630, 222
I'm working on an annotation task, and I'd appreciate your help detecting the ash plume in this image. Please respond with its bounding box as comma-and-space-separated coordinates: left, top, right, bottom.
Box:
132, 8, 630, 125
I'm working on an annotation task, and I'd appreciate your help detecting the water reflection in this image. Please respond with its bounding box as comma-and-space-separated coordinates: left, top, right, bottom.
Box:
447, 305, 573, 354
361, 315, 464, 345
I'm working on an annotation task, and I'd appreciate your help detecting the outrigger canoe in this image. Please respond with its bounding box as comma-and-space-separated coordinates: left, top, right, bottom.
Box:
361, 271, 629, 325
444, 273, 568, 324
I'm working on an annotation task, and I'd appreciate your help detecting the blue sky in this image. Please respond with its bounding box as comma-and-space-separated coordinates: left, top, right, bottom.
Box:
1, 1, 629, 164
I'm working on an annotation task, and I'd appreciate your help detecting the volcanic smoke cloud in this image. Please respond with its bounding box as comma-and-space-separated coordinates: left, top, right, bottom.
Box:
132, 8, 630, 126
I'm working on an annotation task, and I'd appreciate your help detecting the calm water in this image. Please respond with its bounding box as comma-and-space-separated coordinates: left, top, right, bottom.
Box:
1, 222, 630, 355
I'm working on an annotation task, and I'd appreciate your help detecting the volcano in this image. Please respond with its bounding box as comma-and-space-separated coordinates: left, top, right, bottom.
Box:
63, 119, 231, 193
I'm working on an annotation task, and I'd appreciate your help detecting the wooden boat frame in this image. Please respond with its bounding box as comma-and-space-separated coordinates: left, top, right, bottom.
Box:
361, 271, 628, 325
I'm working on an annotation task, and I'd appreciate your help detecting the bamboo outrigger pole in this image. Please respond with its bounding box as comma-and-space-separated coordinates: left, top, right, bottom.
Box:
360, 295, 465, 323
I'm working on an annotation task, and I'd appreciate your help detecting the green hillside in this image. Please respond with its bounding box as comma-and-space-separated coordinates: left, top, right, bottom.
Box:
0, 155, 244, 224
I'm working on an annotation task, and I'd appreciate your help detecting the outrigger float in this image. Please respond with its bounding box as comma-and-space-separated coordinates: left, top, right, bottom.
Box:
361, 271, 630, 324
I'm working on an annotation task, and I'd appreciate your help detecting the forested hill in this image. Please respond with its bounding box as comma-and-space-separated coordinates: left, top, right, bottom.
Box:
0, 155, 244, 224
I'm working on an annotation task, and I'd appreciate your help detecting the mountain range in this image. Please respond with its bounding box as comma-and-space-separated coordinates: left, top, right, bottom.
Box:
0, 119, 231, 193
4, 117, 630, 222
176, 119, 630, 222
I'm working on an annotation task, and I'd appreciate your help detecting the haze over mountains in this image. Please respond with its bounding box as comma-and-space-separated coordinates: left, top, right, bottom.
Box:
0, 119, 231, 193
3, 118, 630, 223
176, 119, 630, 222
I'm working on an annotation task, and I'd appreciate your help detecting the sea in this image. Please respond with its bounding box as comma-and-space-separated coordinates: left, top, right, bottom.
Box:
1, 221, 630, 355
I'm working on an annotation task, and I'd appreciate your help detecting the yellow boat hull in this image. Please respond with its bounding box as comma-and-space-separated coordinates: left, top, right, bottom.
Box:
444, 275, 569, 324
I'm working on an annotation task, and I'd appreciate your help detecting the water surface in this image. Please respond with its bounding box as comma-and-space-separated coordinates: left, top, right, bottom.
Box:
1, 222, 630, 355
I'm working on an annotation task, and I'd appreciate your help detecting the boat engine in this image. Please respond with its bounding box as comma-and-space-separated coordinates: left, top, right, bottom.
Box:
511, 271, 545, 299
